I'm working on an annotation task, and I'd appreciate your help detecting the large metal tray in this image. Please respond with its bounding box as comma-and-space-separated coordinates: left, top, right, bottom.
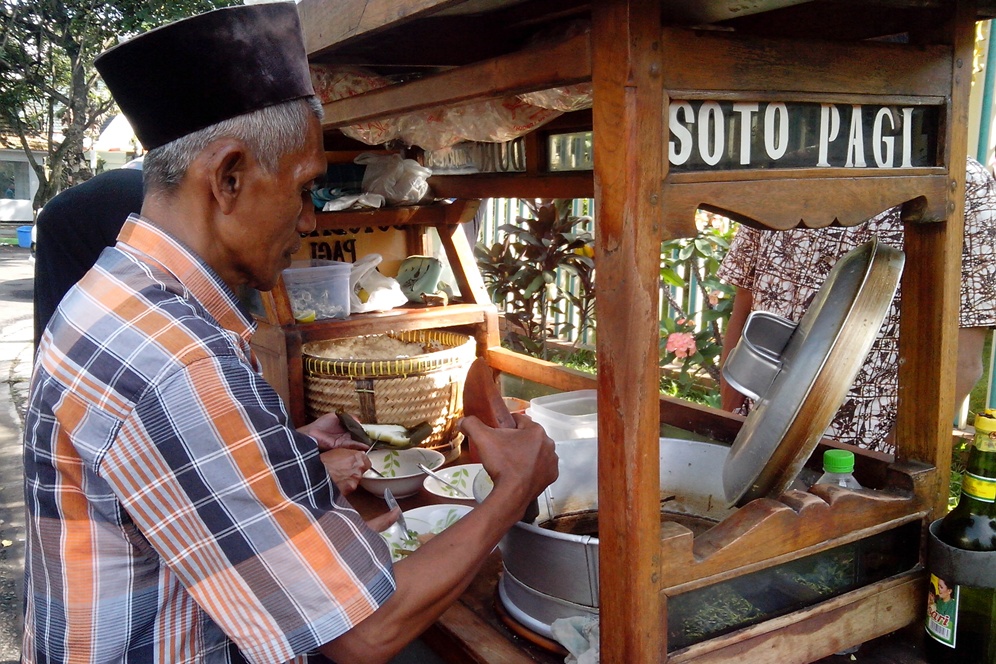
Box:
722, 237, 905, 506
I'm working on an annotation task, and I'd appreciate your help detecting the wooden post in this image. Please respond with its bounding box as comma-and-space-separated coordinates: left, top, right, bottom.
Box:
896, 0, 976, 519
591, 0, 666, 661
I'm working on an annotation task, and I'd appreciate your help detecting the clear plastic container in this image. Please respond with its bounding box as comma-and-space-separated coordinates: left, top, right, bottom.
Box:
815, 449, 862, 489
282, 259, 351, 321
526, 390, 597, 442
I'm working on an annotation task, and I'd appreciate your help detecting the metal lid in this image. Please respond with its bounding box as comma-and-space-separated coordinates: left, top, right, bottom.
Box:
722, 238, 905, 507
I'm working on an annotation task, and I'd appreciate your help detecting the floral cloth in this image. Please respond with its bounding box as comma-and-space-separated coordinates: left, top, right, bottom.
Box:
718, 158, 996, 453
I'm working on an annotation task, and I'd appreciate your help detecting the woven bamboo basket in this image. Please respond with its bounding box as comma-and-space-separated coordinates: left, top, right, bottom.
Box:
302, 330, 477, 461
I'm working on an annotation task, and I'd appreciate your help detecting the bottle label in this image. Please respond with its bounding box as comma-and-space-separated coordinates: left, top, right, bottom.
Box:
975, 428, 996, 452
962, 472, 996, 502
925, 574, 960, 648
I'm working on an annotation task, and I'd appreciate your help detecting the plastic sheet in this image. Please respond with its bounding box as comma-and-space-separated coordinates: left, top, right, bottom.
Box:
354, 153, 432, 205
309, 64, 402, 145
518, 83, 593, 113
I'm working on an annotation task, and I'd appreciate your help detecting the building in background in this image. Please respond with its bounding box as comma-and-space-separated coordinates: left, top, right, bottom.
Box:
0, 114, 139, 224
0, 135, 46, 223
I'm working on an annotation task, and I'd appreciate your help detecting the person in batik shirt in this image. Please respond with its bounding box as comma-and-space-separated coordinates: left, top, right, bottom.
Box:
719, 157, 996, 454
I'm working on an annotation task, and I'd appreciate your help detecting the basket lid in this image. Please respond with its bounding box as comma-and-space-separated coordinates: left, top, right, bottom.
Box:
302, 330, 476, 378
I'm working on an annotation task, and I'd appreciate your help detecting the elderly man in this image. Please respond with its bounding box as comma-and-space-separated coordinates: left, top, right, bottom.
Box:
22, 5, 557, 663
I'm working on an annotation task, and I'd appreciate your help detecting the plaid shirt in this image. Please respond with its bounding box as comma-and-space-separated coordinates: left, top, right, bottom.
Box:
23, 216, 395, 663
719, 157, 996, 453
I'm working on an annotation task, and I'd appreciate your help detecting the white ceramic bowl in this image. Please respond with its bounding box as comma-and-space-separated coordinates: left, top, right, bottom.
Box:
472, 466, 494, 502
381, 504, 473, 562
359, 447, 446, 499
422, 463, 483, 503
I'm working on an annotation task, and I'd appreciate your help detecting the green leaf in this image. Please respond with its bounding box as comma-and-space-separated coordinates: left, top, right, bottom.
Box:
660, 268, 686, 288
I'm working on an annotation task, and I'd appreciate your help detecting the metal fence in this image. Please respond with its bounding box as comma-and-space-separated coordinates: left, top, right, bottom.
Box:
476, 199, 728, 348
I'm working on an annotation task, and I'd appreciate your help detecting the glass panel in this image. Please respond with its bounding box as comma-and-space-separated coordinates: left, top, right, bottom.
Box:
0, 161, 31, 200
667, 521, 921, 650
548, 131, 593, 171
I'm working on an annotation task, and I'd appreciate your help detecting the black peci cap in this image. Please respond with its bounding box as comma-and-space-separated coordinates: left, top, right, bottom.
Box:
94, 3, 315, 151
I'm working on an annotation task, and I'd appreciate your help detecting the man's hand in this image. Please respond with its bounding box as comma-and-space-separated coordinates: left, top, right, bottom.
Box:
366, 507, 400, 533
299, 411, 368, 452
458, 414, 558, 515
318, 448, 371, 495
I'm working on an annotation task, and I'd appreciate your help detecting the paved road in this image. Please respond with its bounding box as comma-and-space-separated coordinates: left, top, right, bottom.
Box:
0, 244, 32, 663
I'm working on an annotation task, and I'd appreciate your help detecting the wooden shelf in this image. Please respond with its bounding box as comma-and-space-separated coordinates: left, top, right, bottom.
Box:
313, 200, 478, 231
250, 195, 496, 427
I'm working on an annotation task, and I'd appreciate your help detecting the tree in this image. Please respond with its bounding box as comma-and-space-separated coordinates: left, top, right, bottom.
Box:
0, 0, 239, 212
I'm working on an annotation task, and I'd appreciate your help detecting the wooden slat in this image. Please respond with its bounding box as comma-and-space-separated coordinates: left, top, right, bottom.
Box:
485, 346, 598, 392
429, 172, 594, 200
294, 303, 490, 343
421, 602, 540, 664
661, 0, 813, 24
662, 174, 950, 232
666, 571, 924, 663
318, 30, 591, 128
435, 222, 493, 308
663, 494, 926, 590
251, 322, 292, 410
895, 1, 973, 519
312, 201, 474, 232
591, 1, 666, 662
298, 0, 464, 57
661, 27, 952, 97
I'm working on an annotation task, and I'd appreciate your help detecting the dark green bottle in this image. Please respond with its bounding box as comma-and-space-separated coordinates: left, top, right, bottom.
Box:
925, 410, 996, 663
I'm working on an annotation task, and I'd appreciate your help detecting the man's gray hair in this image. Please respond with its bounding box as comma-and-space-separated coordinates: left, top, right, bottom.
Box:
143, 96, 323, 193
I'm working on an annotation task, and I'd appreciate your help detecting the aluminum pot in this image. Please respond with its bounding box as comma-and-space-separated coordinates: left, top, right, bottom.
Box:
474, 436, 733, 638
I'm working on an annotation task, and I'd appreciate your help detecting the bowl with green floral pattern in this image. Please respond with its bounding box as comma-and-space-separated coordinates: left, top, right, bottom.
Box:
422, 463, 482, 504
360, 447, 445, 499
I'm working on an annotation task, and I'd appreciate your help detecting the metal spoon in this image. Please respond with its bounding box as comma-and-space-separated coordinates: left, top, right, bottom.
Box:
418, 463, 472, 499
384, 488, 417, 542
364, 439, 385, 477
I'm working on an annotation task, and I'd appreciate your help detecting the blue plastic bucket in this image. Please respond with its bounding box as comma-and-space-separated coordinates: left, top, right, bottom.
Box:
16, 225, 32, 248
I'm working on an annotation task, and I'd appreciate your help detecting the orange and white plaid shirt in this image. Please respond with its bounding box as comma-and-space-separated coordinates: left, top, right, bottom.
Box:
23, 216, 394, 663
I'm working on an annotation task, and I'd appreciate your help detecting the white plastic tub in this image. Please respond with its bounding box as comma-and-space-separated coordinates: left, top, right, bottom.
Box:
526, 390, 598, 442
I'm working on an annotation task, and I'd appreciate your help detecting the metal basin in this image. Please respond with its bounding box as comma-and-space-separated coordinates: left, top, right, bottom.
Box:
476, 436, 733, 638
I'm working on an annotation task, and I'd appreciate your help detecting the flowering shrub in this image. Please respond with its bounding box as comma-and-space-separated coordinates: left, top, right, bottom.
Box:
659, 211, 737, 406
476, 200, 736, 407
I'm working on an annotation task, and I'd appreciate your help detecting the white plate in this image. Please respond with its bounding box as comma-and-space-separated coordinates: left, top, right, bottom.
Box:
422, 463, 482, 501
381, 504, 473, 562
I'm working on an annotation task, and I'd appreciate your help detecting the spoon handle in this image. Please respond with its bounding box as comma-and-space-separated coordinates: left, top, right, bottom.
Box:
418, 463, 472, 498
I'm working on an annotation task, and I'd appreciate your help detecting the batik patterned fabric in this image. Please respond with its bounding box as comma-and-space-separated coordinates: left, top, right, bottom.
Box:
23, 216, 394, 663
718, 157, 996, 453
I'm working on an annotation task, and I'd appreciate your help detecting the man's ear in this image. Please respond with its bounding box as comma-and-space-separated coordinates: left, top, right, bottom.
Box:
207, 140, 248, 215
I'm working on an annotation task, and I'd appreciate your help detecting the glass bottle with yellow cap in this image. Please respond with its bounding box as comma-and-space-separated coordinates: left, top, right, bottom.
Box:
925, 409, 996, 662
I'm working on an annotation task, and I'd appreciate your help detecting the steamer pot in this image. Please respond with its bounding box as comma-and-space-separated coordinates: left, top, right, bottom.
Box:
479, 239, 905, 639
475, 436, 734, 638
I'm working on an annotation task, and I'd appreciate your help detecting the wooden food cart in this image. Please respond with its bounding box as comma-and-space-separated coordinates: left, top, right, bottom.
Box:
252, 1, 996, 661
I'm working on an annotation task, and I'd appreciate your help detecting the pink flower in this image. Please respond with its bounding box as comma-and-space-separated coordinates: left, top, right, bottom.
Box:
708, 290, 721, 306
666, 332, 697, 359
675, 318, 687, 326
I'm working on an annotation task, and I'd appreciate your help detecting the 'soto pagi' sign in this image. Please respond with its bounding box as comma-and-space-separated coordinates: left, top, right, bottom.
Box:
668, 100, 939, 172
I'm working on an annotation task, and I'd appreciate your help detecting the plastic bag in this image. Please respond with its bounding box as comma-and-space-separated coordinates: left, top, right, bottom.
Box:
349, 254, 408, 313
354, 153, 432, 205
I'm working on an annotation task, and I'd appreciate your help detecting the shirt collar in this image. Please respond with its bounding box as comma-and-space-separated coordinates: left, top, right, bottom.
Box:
116, 214, 256, 342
